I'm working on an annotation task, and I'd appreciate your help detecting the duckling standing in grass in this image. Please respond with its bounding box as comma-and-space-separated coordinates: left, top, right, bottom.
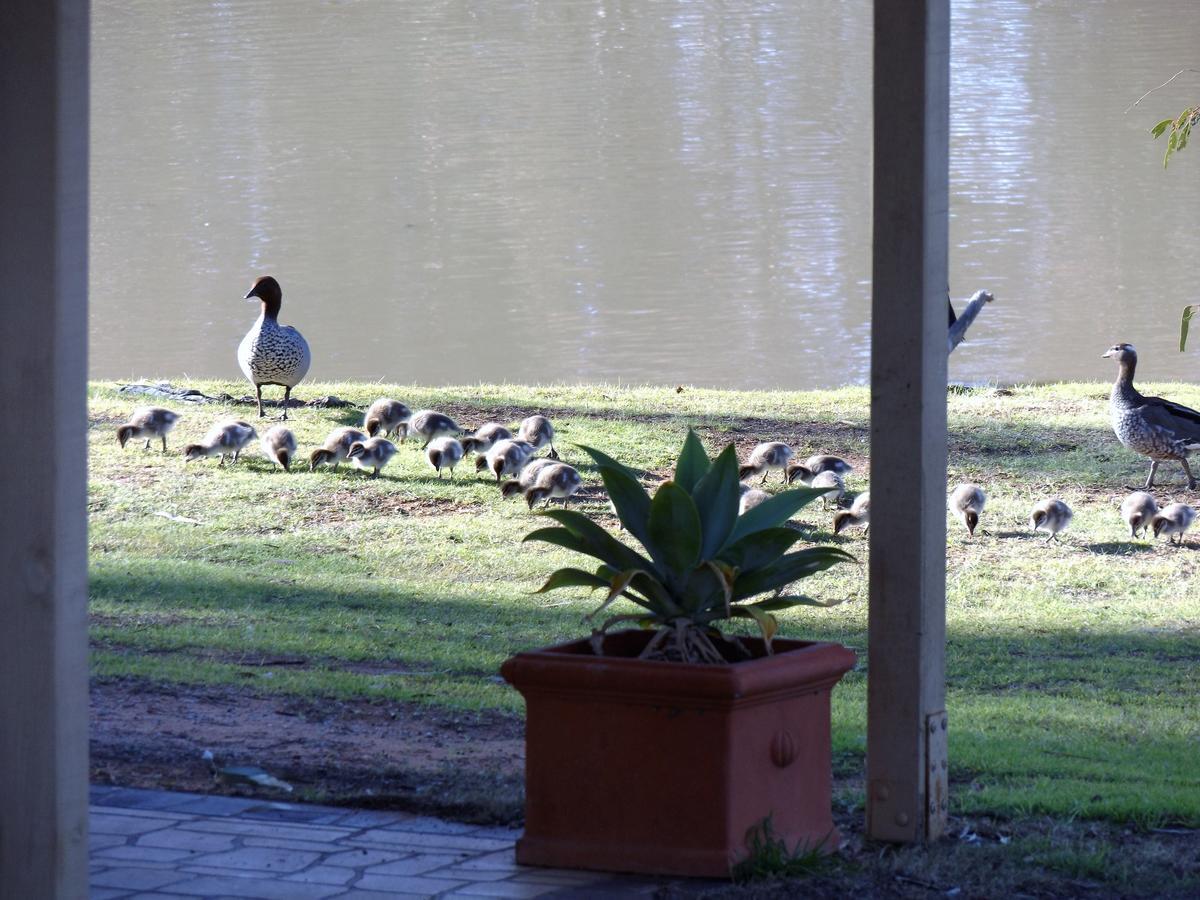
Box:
1152, 503, 1196, 546
117, 406, 180, 452
738, 483, 771, 515
949, 483, 986, 536
1120, 491, 1159, 539
518, 415, 558, 459
833, 491, 871, 536
786, 454, 854, 485
523, 462, 583, 508
363, 398, 412, 441
260, 425, 297, 472
406, 410, 461, 449
347, 437, 397, 478
309, 427, 367, 471
811, 470, 845, 510
500, 458, 556, 499
461, 423, 513, 456
479, 438, 535, 482
1030, 499, 1072, 542
426, 436, 465, 479
739, 442, 794, 484
184, 420, 257, 466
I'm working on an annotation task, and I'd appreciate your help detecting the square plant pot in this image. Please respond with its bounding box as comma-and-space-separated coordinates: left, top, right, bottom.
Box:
501, 629, 856, 878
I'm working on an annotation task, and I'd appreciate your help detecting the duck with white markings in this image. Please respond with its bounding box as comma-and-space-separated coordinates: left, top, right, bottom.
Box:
363, 399, 412, 441
238, 276, 311, 421
1104, 343, 1200, 489
184, 420, 257, 466
739, 442, 794, 484
1152, 503, 1196, 546
406, 410, 461, 449
117, 406, 180, 452
1120, 491, 1158, 539
1030, 499, 1072, 542
347, 437, 397, 478
260, 425, 297, 472
949, 483, 986, 536
309, 427, 368, 471
426, 437, 465, 479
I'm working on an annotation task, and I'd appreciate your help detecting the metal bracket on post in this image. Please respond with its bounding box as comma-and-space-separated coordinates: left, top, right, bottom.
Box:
925, 710, 949, 840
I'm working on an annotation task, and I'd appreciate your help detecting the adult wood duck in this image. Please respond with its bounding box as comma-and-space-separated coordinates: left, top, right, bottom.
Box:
1103, 343, 1200, 489
238, 276, 311, 420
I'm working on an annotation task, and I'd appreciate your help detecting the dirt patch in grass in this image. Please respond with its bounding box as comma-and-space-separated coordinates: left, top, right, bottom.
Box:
90, 677, 525, 825
293, 488, 479, 524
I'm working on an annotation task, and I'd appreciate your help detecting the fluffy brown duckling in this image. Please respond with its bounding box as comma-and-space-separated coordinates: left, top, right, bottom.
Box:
426, 437, 465, 479
500, 458, 557, 499
309, 427, 367, 471
347, 437, 397, 478
117, 406, 180, 452
461, 423, 514, 456
260, 425, 297, 472
523, 462, 582, 508
406, 410, 461, 448
738, 484, 771, 515
478, 438, 536, 482
183, 420, 257, 466
1030, 498, 1072, 542
811, 470, 845, 510
1120, 491, 1159, 539
786, 454, 854, 485
949, 483, 986, 536
517, 415, 558, 458
363, 398, 412, 440
739, 442, 794, 484
1152, 502, 1196, 546
833, 491, 870, 536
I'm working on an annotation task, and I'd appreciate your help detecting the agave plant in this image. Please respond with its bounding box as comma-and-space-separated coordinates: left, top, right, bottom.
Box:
525, 431, 853, 664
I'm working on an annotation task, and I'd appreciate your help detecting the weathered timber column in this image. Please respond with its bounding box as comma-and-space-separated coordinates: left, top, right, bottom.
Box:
0, 1, 90, 896
867, 0, 950, 843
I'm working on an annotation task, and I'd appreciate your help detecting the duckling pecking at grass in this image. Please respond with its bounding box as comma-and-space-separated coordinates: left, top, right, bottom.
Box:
523, 462, 582, 508
183, 420, 257, 466
461, 423, 514, 456
811, 470, 845, 510
500, 458, 556, 499
738, 483, 771, 515
739, 442, 794, 484
479, 438, 536, 482
406, 410, 461, 449
260, 425, 297, 472
1030, 498, 1073, 542
426, 437, 465, 479
117, 406, 180, 452
949, 483, 986, 536
833, 491, 870, 536
1152, 502, 1196, 546
517, 415, 558, 459
363, 398, 412, 441
1120, 491, 1159, 539
347, 437, 397, 478
786, 454, 853, 485
309, 427, 367, 471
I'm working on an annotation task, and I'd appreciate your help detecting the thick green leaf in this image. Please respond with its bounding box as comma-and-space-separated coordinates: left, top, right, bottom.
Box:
597, 466, 654, 549
724, 487, 826, 547
730, 604, 779, 648
539, 508, 656, 574
588, 568, 653, 619
534, 567, 611, 594
1151, 118, 1174, 138
718, 526, 807, 572
690, 444, 742, 560
674, 430, 710, 495
523, 526, 587, 554
575, 443, 644, 481
597, 564, 681, 617
647, 481, 702, 578
679, 562, 729, 615
1181, 305, 1198, 352
731, 547, 854, 600
754, 594, 849, 611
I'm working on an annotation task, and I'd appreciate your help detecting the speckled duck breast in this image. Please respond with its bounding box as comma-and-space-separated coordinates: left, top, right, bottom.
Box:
238, 314, 311, 388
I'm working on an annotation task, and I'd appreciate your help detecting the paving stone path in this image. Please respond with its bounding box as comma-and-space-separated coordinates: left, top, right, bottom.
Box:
89, 786, 681, 899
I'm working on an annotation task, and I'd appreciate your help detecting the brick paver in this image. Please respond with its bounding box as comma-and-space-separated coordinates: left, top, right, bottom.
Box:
88, 787, 689, 898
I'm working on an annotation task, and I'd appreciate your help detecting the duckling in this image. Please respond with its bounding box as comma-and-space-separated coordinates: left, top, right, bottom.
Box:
426, 436, 465, 479
833, 491, 870, 536
237, 276, 311, 420
786, 454, 854, 485
739, 442, 794, 484
309, 427, 367, 471
363, 398, 412, 441
183, 420, 257, 466
347, 437, 397, 478
518, 415, 558, 458
1152, 502, 1196, 546
478, 438, 536, 482
523, 462, 583, 508
1120, 491, 1159, 539
811, 470, 845, 510
738, 484, 771, 515
500, 458, 557, 499
461, 423, 514, 456
949, 483, 986, 536
117, 406, 180, 452
1030, 498, 1073, 542
407, 410, 461, 449
260, 425, 297, 472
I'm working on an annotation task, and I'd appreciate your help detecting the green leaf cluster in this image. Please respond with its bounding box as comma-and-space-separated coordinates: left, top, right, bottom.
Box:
1152, 105, 1199, 168
525, 430, 852, 660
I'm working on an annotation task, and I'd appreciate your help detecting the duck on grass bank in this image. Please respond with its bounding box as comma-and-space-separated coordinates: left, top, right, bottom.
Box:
426, 437, 465, 479
117, 406, 180, 452
347, 437, 397, 478
238, 276, 311, 421
1120, 491, 1159, 539
517, 415, 558, 459
950, 483, 986, 536
500, 458, 556, 500
522, 462, 582, 508
310, 427, 367, 472
834, 491, 870, 536
462, 423, 514, 456
739, 442, 793, 484
184, 420, 257, 466
260, 425, 296, 472
1153, 503, 1196, 546
479, 439, 536, 482
407, 410, 461, 449
1031, 499, 1072, 542
363, 399, 412, 441
787, 455, 853, 486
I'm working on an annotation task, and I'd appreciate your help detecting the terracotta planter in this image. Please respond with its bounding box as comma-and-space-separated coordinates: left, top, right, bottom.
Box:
500, 629, 856, 878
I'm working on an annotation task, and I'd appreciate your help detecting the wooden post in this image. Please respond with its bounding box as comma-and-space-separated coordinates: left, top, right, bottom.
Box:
0, 1, 90, 896
867, 0, 950, 843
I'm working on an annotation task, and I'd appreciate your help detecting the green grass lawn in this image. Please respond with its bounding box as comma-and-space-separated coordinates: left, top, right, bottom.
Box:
89, 378, 1200, 841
